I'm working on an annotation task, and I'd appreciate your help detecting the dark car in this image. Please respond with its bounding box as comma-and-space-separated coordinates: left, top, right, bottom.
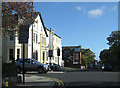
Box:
101, 63, 112, 71
16, 58, 49, 73
92, 65, 98, 69
48, 63, 60, 71
87, 64, 93, 68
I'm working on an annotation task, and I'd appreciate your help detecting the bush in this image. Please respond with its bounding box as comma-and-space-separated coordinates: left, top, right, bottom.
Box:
2, 62, 17, 78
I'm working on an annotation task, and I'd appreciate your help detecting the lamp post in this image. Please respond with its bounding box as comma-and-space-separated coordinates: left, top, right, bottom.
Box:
49, 28, 54, 65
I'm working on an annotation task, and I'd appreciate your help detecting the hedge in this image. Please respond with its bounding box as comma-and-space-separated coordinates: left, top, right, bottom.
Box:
2, 62, 17, 78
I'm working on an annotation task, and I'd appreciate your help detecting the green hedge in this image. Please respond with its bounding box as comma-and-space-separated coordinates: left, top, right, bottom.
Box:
2, 62, 17, 78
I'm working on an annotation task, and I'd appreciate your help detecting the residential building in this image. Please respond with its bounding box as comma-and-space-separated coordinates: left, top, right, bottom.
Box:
62, 46, 82, 68
2, 12, 63, 66
46, 28, 63, 66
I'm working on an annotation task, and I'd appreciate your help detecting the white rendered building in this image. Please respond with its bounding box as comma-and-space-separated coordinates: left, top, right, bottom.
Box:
2, 12, 64, 66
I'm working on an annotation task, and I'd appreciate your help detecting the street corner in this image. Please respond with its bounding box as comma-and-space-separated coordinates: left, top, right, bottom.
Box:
46, 77, 64, 88
2, 76, 22, 87
2, 75, 55, 88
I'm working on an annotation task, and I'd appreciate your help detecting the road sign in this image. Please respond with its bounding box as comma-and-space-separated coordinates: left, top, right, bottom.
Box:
74, 48, 80, 52
73, 62, 78, 64
49, 50, 53, 57
57, 48, 60, 56
19, 25, 29, 44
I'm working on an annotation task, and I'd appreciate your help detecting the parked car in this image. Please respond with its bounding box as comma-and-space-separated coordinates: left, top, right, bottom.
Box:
92, 65, 98, 69
101, 63, 112, 71
87, 64, 93, 68
16, 58, 49, 73
47, 63, 60, 71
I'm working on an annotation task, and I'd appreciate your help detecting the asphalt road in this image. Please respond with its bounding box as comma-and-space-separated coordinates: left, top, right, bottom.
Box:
25, 71, 120, 88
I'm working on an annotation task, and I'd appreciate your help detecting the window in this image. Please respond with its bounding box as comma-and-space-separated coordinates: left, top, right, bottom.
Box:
43, 52, 45, 63
33, 24, 35, 27
36, 50, 38, 60
17, 49, 20, 59
41, 26, 42, 31
9, 49, 13, 60
20, 60, 23, 63
42, 37, 46, 45
36, 34, 37, 43
25, 59, 30, 63
10, 34, 14, 41
46, 51, 48, 61
33, 33, 35, 43
20, 59, 31, 63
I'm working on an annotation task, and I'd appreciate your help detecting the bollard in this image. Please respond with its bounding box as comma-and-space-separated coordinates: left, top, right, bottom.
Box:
5, 81, 8, 87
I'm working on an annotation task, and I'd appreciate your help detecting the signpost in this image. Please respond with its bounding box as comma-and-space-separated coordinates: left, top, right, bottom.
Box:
18, 25, 29, 84
19, 25, 29, 44
49, 50, 53, 65
57, 48, 60, 66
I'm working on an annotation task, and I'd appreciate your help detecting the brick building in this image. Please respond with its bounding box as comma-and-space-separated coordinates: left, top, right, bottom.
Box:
62, 46, 82, 68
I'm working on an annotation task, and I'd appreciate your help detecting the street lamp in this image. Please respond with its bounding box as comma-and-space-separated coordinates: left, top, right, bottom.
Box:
49, 28, 54, 65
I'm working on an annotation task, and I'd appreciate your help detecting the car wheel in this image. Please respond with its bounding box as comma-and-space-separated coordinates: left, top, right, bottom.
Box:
17, 67, 21, 73
22, 70, 26, 74
38, 67, 44, 74
44, 71, 48, 73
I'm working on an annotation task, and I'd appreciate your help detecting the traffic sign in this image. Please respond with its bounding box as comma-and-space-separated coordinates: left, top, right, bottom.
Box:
49, 50, 53, 57
19, 25, 29, 44
57, 48, 60, 56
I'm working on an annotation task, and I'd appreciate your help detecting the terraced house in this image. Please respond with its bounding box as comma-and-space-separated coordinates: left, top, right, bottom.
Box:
2, 12, 64, 66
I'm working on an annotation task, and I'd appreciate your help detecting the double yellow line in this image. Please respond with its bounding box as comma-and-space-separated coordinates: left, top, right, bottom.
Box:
47, 77, 64, 87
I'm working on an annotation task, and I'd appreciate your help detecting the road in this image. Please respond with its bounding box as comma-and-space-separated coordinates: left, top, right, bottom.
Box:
25, 70, 120, 88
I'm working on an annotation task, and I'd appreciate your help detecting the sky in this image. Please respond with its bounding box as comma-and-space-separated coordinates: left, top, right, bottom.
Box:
33, 2, 118, 61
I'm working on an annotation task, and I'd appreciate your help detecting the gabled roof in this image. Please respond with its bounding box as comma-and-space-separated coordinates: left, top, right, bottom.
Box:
24, 12, 48, 37
38, 12, 48, 37
45, 27, 62, 39
33, 12, 48, 37
62, 46, 81, 49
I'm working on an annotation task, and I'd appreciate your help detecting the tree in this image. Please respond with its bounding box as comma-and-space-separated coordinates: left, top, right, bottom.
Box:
2, 2, 34, 35
81, 48, 96, 66
99, 49, 112, 64
107, 31, 120, 65
81, 54, 88, 66
100, 31, 120, 67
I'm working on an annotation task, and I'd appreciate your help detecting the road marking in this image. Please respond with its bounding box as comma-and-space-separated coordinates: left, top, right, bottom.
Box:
46, 77, 64, 87
48, 71, 64, 73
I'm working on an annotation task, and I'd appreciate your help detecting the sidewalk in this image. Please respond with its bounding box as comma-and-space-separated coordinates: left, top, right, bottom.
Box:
2, 74, 57, 88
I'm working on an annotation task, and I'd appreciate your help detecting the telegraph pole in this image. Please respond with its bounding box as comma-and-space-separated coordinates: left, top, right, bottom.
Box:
49, 28, 54, 65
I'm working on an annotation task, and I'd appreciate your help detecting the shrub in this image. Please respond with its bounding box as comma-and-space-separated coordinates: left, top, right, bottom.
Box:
2, 62, 17, 78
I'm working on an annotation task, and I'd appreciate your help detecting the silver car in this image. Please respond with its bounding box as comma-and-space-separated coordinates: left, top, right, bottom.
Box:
16, 58, 49, 73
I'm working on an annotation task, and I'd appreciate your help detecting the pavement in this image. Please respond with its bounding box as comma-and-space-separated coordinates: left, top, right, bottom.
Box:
3, 75, 56, 88
2, 71, 64, 88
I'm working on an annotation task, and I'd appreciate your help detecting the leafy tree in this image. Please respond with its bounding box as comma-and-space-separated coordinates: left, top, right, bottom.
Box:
2, 2, 34, 35
81, 48, 96, 66
100, 31, 120, 67
81, 54, 88, 66
107, 31, 120, 65
99, 49, 111, 64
